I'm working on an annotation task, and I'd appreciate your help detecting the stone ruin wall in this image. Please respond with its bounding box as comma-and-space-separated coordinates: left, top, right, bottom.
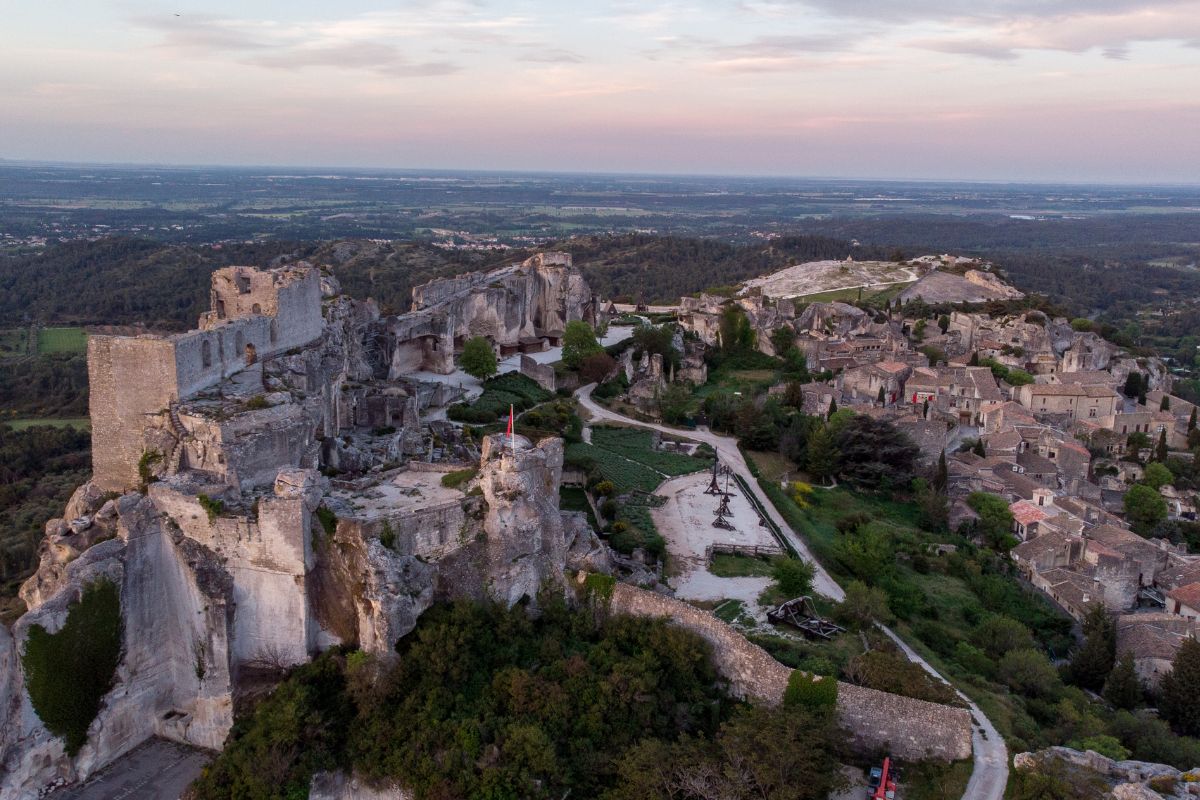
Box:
88, 335, 180, 492
344, 500, 471, 563
608, 583, 973, 763
88, 265, 325, 493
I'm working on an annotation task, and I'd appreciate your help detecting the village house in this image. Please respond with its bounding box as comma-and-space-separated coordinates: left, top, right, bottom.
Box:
1015, 383, 1121, 423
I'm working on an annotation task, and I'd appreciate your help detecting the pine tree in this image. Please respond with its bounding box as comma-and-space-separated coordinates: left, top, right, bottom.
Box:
806, 425, 839, 486
1160, 637, 1200, 736
1156, 428, 1169, 463
934, 450, 948, 492
1124, 371, 1143, 398
1068, 605, 1115, 692
1102, 651, 1142, 710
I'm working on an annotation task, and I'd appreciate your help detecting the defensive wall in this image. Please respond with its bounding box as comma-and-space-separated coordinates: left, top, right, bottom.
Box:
608, 583, 974, 763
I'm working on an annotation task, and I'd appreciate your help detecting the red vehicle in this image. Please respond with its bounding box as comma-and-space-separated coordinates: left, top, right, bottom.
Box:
867, 757, 897, 800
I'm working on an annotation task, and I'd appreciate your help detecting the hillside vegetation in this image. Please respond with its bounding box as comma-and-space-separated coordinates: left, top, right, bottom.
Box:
191, 598, 842, 800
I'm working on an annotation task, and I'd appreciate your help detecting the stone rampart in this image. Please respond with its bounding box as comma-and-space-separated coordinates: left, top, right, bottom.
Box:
608, 583, 973, 763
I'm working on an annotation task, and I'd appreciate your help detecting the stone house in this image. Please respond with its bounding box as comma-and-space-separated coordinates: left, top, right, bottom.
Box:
1015, 383, 1121, 423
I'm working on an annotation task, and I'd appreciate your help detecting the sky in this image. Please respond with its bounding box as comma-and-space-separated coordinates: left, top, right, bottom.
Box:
2, 0, 1200, 182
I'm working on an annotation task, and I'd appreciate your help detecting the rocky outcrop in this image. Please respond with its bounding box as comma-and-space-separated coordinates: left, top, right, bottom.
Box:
476, 435, 568, 606
310, 771, 411, 800
1014, 747, 1200, 799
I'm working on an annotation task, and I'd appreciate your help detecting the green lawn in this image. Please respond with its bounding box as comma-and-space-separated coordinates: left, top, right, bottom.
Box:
37, 327, 88, 354
709, 553, 776, 578
7, 417, 91, 431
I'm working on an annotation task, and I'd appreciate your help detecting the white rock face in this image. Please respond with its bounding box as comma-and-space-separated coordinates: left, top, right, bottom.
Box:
0, 495, 236, 800
477, 434, 568, 606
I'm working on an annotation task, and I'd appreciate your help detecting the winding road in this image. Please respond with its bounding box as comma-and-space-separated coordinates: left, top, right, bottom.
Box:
575, 383, 1009, 800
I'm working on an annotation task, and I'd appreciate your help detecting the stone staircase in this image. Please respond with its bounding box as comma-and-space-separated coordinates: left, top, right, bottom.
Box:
165, 403, 190, 475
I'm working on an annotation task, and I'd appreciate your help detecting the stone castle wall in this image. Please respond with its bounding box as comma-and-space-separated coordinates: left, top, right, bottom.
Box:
89, 265, 325, 492
608, 583, 973, 763
88, 335, 180, 492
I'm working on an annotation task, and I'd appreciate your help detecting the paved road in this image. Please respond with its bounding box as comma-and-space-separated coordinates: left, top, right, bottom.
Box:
47, 738, 211, 800
576, 383, 1009, 800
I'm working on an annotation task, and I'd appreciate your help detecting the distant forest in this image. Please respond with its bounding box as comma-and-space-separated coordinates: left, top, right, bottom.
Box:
2, 221, 1198, 326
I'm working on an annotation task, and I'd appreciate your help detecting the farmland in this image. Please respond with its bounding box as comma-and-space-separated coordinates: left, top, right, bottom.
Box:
36, 327, 87, 354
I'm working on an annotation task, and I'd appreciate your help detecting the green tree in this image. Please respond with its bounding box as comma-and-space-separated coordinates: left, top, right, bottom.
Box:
657, 382, 693, 425
967, 492, 1015, 550
827, 397, 838, 418
772, 558, 815, 598
969, 615, 1035, 660
1142, 461, 1174, 491
1156, 428, 1169, 463
1127, 431, 1151, 457
938, 314, 951, 334
1067, 604, 1115, 691
1161, 395, 1172, 412
459, 336, 497, 380
835, 580, 894, 628
1102, 651, 1143, 710
805, 425, 839, 485
718, 305, 755, 353
999, 648, 1061, 698
1189, 407, 1197, 432
562, 320, 602, 369
1160, 637, 1200, 736
1124, 371, 1144, 398
933, 450, 948, 491
770, 326, 795, 356
579, 352, 617, 385
1124, 483, 1168, 534
832, 414, 919, 491
876, 385, 886, 404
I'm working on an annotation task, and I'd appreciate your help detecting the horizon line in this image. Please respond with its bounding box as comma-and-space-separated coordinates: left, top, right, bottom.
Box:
4, 156, 1200, 190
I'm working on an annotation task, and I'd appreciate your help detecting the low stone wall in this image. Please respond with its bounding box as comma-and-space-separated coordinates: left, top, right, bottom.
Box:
608, 583, 973, 763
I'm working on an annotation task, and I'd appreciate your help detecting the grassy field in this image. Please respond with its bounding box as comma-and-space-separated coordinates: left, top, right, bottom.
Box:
7, 417, 91, 431
791, 282, 909, 306
37, 327, 88, 354
745, 450, 798, 482
708, 552, 776, 578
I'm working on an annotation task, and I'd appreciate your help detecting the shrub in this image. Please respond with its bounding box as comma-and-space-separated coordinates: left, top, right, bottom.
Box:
784, 671, 838, 710
315, 506, 338, 536
197, 493, 225, 523
244, 394, 271, 410
440, 468, 478, 490
772, 558, 815, 598
21, 579, 123, 754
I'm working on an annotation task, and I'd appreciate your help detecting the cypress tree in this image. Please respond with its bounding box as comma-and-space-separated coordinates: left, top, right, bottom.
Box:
827, 397, 838, 418
1160, 637, 1200, 736
1189, 407, 1197, 432
1102, 651, 1142, 710
1067, 604, 1116, 692
877, 385, 886, 404
1161, 395, 1171, 412
934, 450, 948, 492
973, 439, 986, 458
1156, 429, 1169, 463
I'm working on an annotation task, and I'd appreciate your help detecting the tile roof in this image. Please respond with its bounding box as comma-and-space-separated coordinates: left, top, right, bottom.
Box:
1169, 582, 1200, 610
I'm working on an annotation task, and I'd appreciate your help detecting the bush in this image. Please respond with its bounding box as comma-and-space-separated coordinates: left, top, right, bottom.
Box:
21, 579, 123, 754
772, 558, 815, 598
197, 493, 224, 523
440, 468, 477, 490
315, 506, 338, 536
783, 670, 838, 710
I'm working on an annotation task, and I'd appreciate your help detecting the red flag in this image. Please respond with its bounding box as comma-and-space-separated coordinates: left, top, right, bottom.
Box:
507, 404, 514, 439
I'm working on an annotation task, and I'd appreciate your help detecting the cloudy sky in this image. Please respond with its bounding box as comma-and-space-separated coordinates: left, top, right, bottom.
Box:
3, 0, 1199, 181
